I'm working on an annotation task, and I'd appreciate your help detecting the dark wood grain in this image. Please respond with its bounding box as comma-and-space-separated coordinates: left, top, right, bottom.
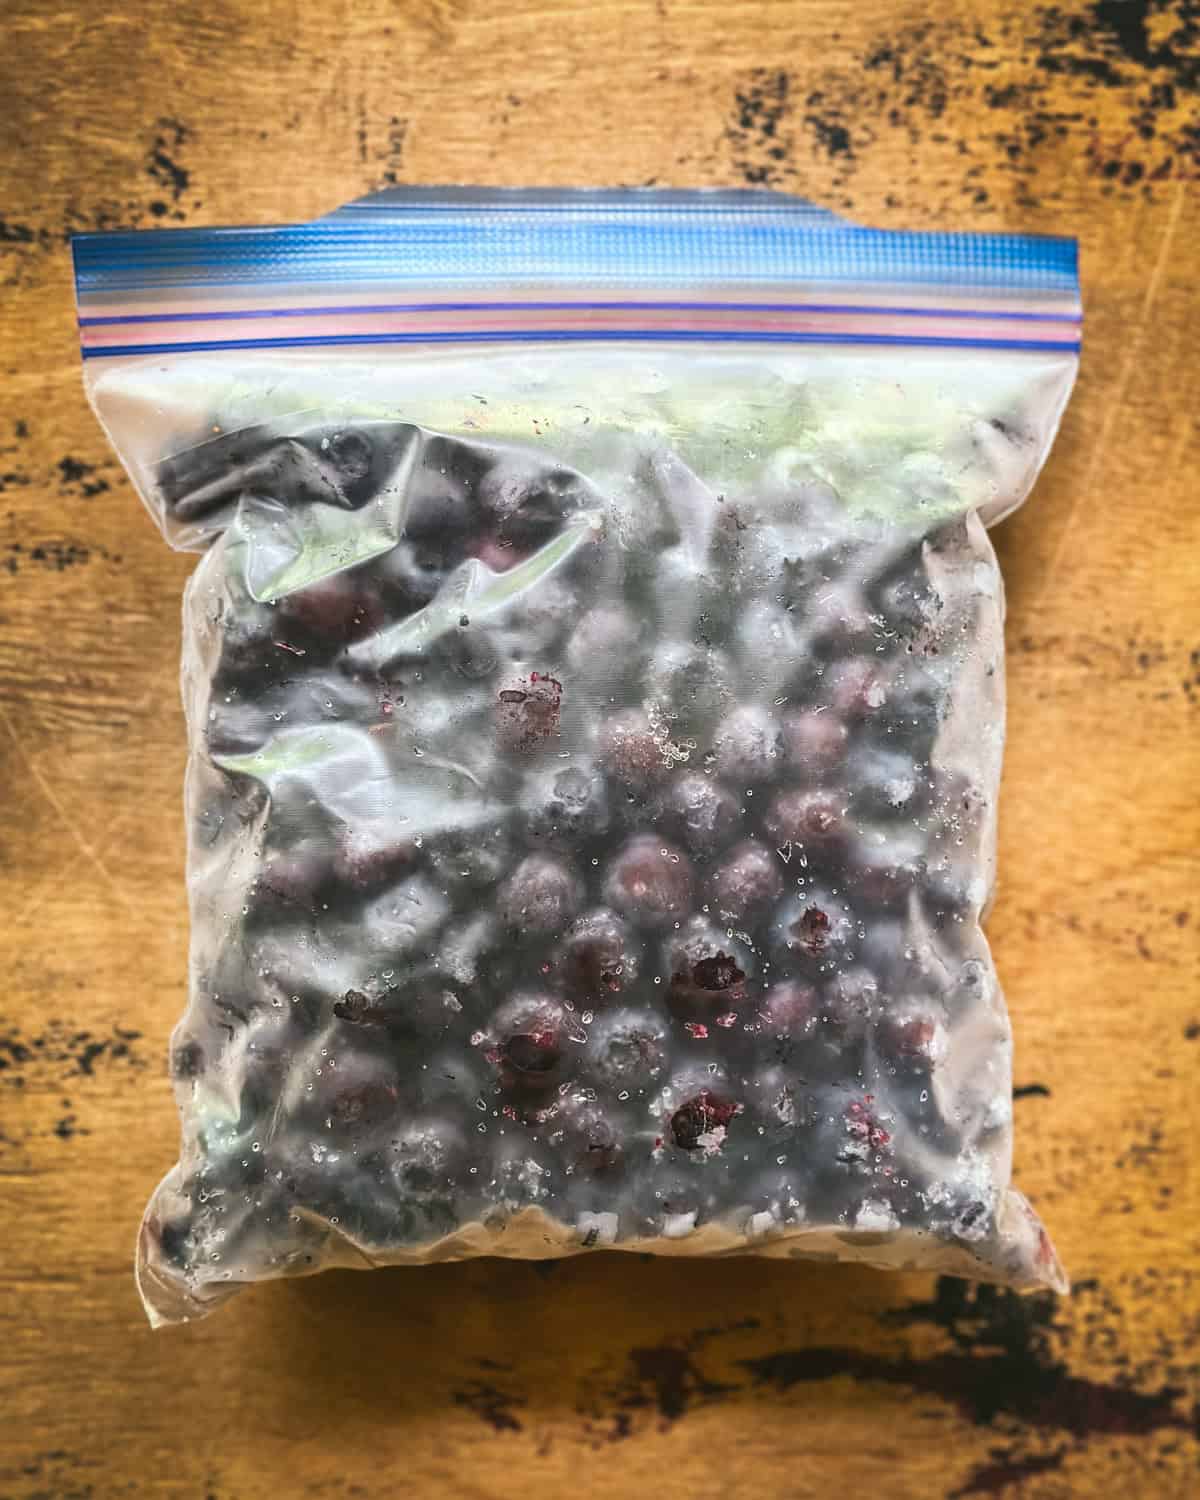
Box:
0, 2, 1196, 1496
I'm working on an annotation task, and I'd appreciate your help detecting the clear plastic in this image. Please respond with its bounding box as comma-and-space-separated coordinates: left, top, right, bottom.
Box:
74, 196, 1079, 1326
79, 345, 1076, 1324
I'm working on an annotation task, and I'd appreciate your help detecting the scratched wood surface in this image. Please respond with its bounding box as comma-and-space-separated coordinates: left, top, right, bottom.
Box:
0, 1, 1197, 1496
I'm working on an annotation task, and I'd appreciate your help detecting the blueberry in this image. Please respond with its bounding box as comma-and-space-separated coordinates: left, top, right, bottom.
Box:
659, 771, 739, 857
780, 709, 848, 779
556, 908, 639, 1000
584, 1008, 669, 1094
320, 1053, 403, 1138
278, 573, 383, 646
664, 917, 753, 1017
497, 854, 583, 935
754, 980, 819, 1039
332, 825, 420, 893
770, 887, 856, 971
389, 1119, 470, 1198
490, 994, 571, 1096
523, 763, 610, 849
848, 744, 927, 817
669, 1091, 739, 1152
712, 704, 781, 784
428, 822, 512, 891
565, 604, 644, 687
478, 454, 586, 548
824, 655, 889, 719
603, 836, 692, 928
806, 580, 875, 657
764, 787, 845, 848
642, 642, 734, 738
709, 839, 783, 920
596, 708, 670, 787
326, 428, 374, 482
553, 1097, 624, 1175
496, 672, 564, 752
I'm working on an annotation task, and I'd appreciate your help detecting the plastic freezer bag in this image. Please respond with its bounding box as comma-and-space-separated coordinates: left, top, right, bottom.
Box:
72, 189, 1081, 1325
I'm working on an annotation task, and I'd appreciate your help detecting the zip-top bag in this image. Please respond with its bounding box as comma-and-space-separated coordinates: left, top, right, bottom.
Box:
73, 188, 1080, 1325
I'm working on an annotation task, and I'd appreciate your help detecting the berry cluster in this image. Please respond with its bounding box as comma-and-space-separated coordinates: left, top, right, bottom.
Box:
147, 417, 1040, 1309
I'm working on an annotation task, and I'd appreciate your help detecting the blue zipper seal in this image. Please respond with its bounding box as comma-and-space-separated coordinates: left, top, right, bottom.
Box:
73, 187, 1081, 298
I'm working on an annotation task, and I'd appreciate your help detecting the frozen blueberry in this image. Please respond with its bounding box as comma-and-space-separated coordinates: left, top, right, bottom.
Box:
875, 566, 944, 644
764, 787, 845, 848
566, 604, 643, 683
731, 600, 807, 700
374, 538, 454, 611
556, 908, 639, 1000
553, 1097, 624, 1175
428, 822, 512, 891
824, 655, 889, 719
400, 469, 479, 557
664, 917, 752, 1016
596, 708, 670, 787
669, 1091, 739, 1152
754, 980, 819, 1039
743, 1166, 807, 1233
324, 427, 375, 483
838, 1095, 894, 1168
709, 839, 783, 920
780, 708, 848, 779
389, 1119, 471, 1198
821, 967, 880, 1044
770, 888, 856, 970
204, 694, 274, 760
322, 1053, 403, 1137
524, 763, 610, 849
333, 982, 464, 1049
642, 642, 734, 738
659, 771, 739, 857
850, 828, 927, 908
435, 912, 503, 989
332, 824, 420, 892
360, 873, 451, 958
497, 854, 583, 935
877, 662, 946, 739
635, 1169, 706, 1236
236, 1014, 298, 1120
212, 598, 278, 684
477, 455, 586, 548
848, 744, 927, 816
491, 994, 570, 1096
603, 837, 692, 928
876, 1008, 945, 1069
277, 573, 383, 647
806, 580, 875, 657
712, 704, 781, 784
584, 1008, 669, 1094
746, 1064, 810, 1132
496, 672, 563, 752
437, 624, 501, 681
253, 842, 330, 911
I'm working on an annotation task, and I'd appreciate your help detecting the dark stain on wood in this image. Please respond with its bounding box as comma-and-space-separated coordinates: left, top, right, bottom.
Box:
451, 1379, 525, 1432
0, 1023, 145, 1085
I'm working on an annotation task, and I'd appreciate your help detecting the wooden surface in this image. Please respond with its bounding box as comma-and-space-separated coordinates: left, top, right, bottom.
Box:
1, 1, 1197, 1496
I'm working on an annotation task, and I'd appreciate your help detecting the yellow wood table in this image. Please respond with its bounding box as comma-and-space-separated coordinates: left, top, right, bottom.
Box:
0, 2, 1195, 1495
